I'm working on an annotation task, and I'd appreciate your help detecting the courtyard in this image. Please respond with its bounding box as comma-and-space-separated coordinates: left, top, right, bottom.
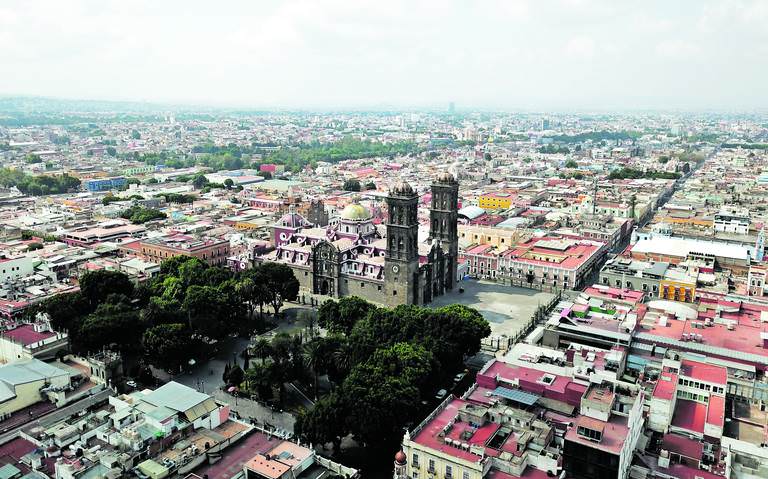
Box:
430, 279, 555, 338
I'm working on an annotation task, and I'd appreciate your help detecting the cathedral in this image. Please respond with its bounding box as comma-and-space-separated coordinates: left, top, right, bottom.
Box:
263, 173, 459, 307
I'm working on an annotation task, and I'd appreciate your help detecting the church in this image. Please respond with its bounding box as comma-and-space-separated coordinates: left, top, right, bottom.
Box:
262, 173, 459, 307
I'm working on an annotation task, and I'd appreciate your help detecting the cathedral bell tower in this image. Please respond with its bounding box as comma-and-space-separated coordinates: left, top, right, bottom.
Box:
429, 172, 459, 291
385, 181, 420, 306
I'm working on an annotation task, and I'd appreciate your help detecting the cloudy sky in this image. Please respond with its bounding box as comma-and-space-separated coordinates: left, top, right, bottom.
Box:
1, 0, 766, 110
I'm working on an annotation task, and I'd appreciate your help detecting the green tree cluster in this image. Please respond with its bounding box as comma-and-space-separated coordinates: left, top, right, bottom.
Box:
548, 130, 641, 143
295, 298, 490, 451
539, 144, 571, 154
29, 257, 300, 372
0, 168, 80, 196
262, 137, 419, 172
607, 167, 681, 180
342, 178, 361, 192
156, 192, 195, 204
119, 205, 167, 224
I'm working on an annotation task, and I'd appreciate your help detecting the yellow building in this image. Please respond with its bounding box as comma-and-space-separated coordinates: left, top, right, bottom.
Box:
477, 193, 513, 210
458, 225, 530, 250
660, 270, 696, 303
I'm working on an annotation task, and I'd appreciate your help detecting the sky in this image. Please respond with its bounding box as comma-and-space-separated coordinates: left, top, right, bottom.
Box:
1, 0, 767, 111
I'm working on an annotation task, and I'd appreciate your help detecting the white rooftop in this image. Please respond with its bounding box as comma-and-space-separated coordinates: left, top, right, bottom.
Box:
632, 236, 751, 261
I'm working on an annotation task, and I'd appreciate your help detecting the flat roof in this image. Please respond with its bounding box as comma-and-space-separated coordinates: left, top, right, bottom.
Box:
244, 454, 291, 479
652, 373, 677, 401
632, 236, 751, 261
565, 414, 629, 455
411, 398, 492, 463
680, 359, 727, 386
671, 399, 707, 434
661, 433, 703, 460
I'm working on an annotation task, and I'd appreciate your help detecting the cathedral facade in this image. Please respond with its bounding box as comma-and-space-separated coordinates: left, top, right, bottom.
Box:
263, 174, 460, 307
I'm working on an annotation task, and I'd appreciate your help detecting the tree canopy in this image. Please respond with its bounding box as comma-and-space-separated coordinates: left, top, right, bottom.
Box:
295, 297, 489, 450
0, 168, 80, 196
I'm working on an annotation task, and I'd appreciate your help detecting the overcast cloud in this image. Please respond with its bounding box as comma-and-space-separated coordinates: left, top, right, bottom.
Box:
1, 0, 766, 110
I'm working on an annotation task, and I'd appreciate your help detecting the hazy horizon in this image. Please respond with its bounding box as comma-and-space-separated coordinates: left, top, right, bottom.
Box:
2, 0, 767, 111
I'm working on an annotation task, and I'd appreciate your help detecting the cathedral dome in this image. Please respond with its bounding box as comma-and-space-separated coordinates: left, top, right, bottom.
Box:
394, 450, 407, 465
390, 181, 415, 196
339, 202, 372, 221
435, 171, 456, 184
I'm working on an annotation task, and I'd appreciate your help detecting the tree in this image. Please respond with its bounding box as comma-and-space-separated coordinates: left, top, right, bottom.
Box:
303, 338, 325, 399
192, 174, 209, 189
252, 337, 272, 364
130, 130, 141, 140
77, 302, 142, 353
565, 159, 578, 168
160, 256, 206, 278
223, 178, 234, 189
342, 343, 436, 446
260, 263, 299, 318
295, 392, 348, 453
342, 178, 361, 192
347, 302, 490, 374
27, 242, 43, 251
142, 324, 198, 370
227, 365, 245, 387
29, 292, 90, 332
523, 269, 535, 286
120, 205, 166, 224
183, 285, 229, 338
364, 181, 376, 190
318, 296, 375, 335
106, 147, 117, 157
79, 270, 134, 306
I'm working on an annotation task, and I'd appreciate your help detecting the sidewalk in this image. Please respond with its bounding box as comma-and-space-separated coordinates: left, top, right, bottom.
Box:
212, 388, 296, 434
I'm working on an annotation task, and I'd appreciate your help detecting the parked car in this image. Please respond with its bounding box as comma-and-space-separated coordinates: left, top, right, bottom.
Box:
435, 388, 448, 400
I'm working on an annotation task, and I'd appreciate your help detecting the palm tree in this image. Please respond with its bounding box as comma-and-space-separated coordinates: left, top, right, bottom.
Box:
331, 339, 354, 385
303, 339, 324, 400
252, 337, 272, 365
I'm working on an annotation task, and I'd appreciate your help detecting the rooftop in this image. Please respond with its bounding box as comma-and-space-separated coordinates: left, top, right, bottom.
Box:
564, 413, 629, 455
411, 398, 490, 463
1, 324, 56, 346
680, 359, 727, 385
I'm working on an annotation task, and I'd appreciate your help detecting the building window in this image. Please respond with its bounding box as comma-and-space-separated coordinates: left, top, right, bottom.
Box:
428, 459, 435, 474
463, 472, 470, 479
446, 465, 453, 479
412, 453, 419, 467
